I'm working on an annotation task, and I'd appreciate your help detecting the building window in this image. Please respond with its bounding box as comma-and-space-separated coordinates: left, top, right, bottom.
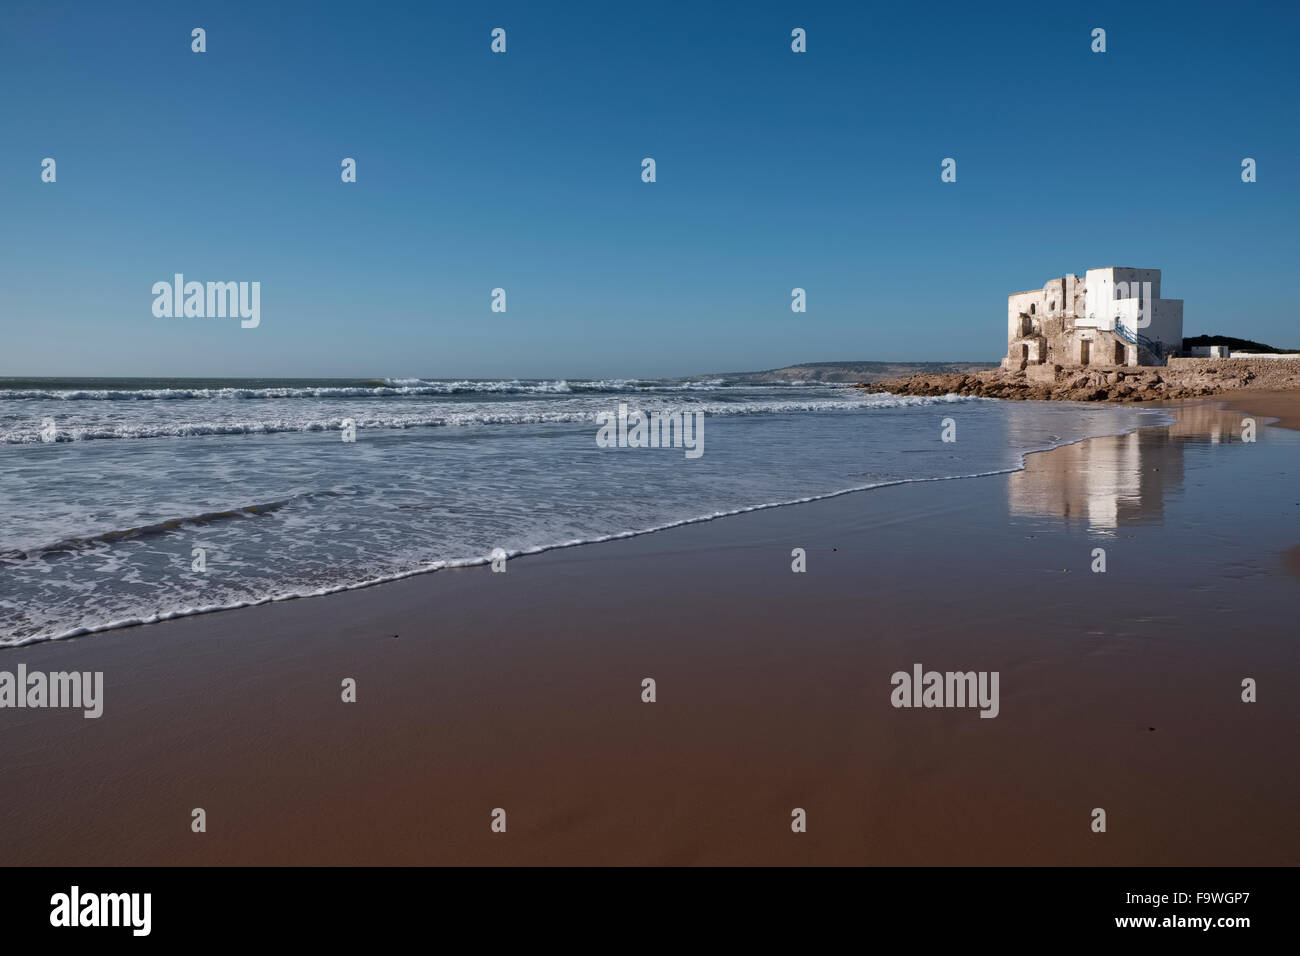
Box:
1029, 303, 1036, 315
1049, 301, 1055, 311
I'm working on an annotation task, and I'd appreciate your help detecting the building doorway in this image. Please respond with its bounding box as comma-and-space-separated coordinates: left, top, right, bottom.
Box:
1080, 340, 1091, 365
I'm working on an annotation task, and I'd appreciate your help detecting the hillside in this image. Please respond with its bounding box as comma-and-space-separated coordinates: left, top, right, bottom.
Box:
690, 360, 998, 385
1183, 335, 1298, 354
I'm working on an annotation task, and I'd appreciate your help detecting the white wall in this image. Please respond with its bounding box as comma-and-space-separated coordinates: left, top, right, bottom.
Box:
1144, 299, 1183, 348
1081, 268, 1114, 329
1007, 290, 1046, 341
1082, 268, 1178, 346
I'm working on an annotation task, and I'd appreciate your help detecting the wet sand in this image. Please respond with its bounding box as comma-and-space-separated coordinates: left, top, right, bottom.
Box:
1, 397, 1297, 866
1223, 388, 1300, 431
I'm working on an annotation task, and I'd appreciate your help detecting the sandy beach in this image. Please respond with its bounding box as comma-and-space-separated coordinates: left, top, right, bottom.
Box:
1224, 389, 1300, 431
0, 393, 1296, 867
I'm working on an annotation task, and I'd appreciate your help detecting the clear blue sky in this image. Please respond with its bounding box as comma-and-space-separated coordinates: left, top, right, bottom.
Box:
1, 0, 1296, 378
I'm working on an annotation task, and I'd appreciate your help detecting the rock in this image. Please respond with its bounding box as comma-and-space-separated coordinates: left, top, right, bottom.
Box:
850, 357, 1300, 405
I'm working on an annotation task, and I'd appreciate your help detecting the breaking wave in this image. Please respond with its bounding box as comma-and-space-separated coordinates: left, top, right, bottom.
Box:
0, 495, 336, 562
0, 378, 754, 401
0, 393, 986, 443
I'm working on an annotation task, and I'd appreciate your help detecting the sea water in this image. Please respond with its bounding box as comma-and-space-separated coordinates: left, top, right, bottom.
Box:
0, 377, 1168, 645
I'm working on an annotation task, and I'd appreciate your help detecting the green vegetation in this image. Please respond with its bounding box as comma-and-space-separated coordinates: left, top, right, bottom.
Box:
1183, 335, 1298, 354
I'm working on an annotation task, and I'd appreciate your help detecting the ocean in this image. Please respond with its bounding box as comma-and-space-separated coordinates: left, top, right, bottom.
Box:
0, 376, 1170, 646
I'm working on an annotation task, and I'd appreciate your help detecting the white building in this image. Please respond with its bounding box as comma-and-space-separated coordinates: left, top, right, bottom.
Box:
1003, 267, 1183, 369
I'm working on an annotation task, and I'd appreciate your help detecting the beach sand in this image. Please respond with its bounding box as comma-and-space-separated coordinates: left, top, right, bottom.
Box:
1, 394, 1297, 866
1222, 388, 1300, 431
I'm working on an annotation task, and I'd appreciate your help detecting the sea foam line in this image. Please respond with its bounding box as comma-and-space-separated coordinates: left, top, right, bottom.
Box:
0, 406, 1174, 649
0, 378, 756, 401
0, 393, 986, 443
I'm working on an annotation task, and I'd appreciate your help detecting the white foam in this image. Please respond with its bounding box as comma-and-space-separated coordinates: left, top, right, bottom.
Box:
0, 405, 1175, 649
0, 378, 765, 401
0, 392, 987, 443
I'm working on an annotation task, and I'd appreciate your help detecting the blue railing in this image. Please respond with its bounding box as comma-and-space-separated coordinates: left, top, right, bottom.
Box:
1114, 319, 1163, 359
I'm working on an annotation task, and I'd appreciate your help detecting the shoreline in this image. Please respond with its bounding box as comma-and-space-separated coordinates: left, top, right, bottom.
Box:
1, 393, 1296, 865
858, 362, 1300, 405
1218, 388, 1300, 430
3, 398, 1176, 651
14, 388, 1295, 654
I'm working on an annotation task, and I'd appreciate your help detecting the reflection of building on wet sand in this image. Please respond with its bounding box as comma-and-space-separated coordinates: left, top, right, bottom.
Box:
1009, 430, 1179, 528
1008, 404, 1246, 529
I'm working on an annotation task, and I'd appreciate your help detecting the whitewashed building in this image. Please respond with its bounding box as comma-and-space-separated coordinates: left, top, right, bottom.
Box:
1003, 268, 1183, 370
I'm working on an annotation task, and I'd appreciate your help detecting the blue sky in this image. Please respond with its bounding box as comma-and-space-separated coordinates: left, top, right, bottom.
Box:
1, 0, 1296, 378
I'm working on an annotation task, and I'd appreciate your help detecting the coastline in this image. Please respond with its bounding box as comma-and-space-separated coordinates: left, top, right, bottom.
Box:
0, 392, 1159, 652
1, 394, 1297, 865
858, 361, 1300, 405
1220, 388, 1300, 430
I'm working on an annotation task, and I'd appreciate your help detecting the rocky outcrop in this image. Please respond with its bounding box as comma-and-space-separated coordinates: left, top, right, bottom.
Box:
853, 359, 1300, 403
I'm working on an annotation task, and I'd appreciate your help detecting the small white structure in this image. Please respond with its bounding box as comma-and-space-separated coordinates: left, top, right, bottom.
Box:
1003, 267, 1184, 370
